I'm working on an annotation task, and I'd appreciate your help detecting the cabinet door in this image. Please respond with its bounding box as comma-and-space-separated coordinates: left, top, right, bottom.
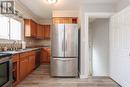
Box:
40, 49, 48, 63
28, 55, 35, 72
40, 48, 50, 63
46, 48, 51, 63
24, 19, 31, 37
31, 20, 37, 37
44, 25, 50, 39
37, 24, 43, 39
20, 57, 28, 80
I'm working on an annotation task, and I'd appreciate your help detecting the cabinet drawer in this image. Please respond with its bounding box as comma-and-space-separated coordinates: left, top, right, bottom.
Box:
20, 52, 29, 58
28, 51, 35, 55
12, 54, 19, 62
51, 58, 78, 76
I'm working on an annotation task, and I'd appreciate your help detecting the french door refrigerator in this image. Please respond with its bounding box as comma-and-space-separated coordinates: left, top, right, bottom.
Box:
51, 24, 78, 77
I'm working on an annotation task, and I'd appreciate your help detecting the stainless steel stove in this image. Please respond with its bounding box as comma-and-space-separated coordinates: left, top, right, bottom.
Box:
0, 53, 12, 58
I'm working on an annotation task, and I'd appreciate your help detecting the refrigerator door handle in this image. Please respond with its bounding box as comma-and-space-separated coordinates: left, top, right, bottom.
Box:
62, 39, 64, 51
65, 40, 67, 51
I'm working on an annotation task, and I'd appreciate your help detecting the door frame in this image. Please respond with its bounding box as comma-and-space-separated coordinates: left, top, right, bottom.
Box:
80, 12, 114, 78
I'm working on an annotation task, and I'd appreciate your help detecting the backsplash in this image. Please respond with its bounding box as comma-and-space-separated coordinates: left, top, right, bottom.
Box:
24, 38, 37, 47
35, 40, 51, 47
24, 38, 51, 47
0, 38, 51, 51
0, 39, 22, 51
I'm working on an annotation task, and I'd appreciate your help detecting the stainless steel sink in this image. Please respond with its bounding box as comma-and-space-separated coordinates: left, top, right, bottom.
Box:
14, 48, 28, 51
1, 48, 29, 54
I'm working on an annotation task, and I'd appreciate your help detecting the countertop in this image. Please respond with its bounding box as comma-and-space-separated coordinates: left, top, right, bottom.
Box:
0, 46, 51, 55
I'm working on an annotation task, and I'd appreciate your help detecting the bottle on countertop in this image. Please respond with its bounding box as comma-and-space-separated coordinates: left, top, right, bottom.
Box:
22, 41, 26, 49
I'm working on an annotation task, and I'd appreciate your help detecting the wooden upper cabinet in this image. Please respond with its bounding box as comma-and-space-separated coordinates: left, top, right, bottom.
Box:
37, 24, 44, 39
24, 19, 51, 39
53, 17, 78, 24
43, 25, 51, 40
37, 24, 51, 40
24, 19, 37, 38
31, 20, 37, 37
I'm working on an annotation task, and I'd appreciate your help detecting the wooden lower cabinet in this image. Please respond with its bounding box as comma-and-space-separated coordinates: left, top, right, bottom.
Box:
40, 48, 50, 64
28, 52, 35, 73
19, 51, 36, 81
12, 51, 36, 87
19, 57, 29, 80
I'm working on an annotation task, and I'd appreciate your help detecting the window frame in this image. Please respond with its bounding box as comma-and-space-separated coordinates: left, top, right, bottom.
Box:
0, 15, 23, 40
9, 18, 22, 40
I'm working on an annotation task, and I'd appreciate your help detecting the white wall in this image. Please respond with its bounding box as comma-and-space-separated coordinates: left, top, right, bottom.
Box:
52, 10, 79, 17
15, 0, 39, 23
80, 3, 116, 13
90, 19, 109, 76
79, 9, 89, 78
39, 19, 52, 25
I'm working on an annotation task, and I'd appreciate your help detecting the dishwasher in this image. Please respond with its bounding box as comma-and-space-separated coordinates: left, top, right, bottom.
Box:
35, 49, 41, 68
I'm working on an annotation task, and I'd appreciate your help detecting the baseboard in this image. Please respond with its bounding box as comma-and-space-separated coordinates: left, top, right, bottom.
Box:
80, 74, 88, 79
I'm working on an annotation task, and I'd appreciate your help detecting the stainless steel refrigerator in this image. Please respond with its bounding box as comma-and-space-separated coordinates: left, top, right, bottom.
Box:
51, 24, 78, 77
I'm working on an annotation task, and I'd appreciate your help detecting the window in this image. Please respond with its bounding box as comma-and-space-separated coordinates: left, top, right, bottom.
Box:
0, 16, 9, 39
10, 18, 21, 40
0, 15, 22, 40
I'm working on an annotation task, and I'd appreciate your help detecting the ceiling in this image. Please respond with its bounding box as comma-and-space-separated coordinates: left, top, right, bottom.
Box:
18, 0, 118, 20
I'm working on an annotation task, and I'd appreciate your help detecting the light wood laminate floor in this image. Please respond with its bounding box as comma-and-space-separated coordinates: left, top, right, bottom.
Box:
16, 64, 121, 87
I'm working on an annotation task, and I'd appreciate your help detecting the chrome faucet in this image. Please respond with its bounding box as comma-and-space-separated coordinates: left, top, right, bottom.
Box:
11, 41, 18, 51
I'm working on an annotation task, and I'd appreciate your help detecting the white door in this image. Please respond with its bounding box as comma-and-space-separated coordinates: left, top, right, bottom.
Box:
110, 7, 130, 87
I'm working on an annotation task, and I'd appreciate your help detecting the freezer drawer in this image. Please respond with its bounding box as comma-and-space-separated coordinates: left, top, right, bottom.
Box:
51, 58, 78, 77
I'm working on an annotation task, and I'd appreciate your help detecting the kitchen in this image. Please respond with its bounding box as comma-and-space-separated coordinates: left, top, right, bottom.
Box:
0, 0, 130, 87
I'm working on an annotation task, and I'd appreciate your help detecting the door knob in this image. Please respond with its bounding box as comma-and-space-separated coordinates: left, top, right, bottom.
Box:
129, 53, 130, 56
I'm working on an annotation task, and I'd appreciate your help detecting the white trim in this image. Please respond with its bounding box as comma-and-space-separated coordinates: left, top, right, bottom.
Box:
80, 75, 88, 79
80, 12, 113, 78
85, 12, 114, 18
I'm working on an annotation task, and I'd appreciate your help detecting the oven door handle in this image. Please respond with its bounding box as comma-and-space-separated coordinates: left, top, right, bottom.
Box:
0, 57, 11, 63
